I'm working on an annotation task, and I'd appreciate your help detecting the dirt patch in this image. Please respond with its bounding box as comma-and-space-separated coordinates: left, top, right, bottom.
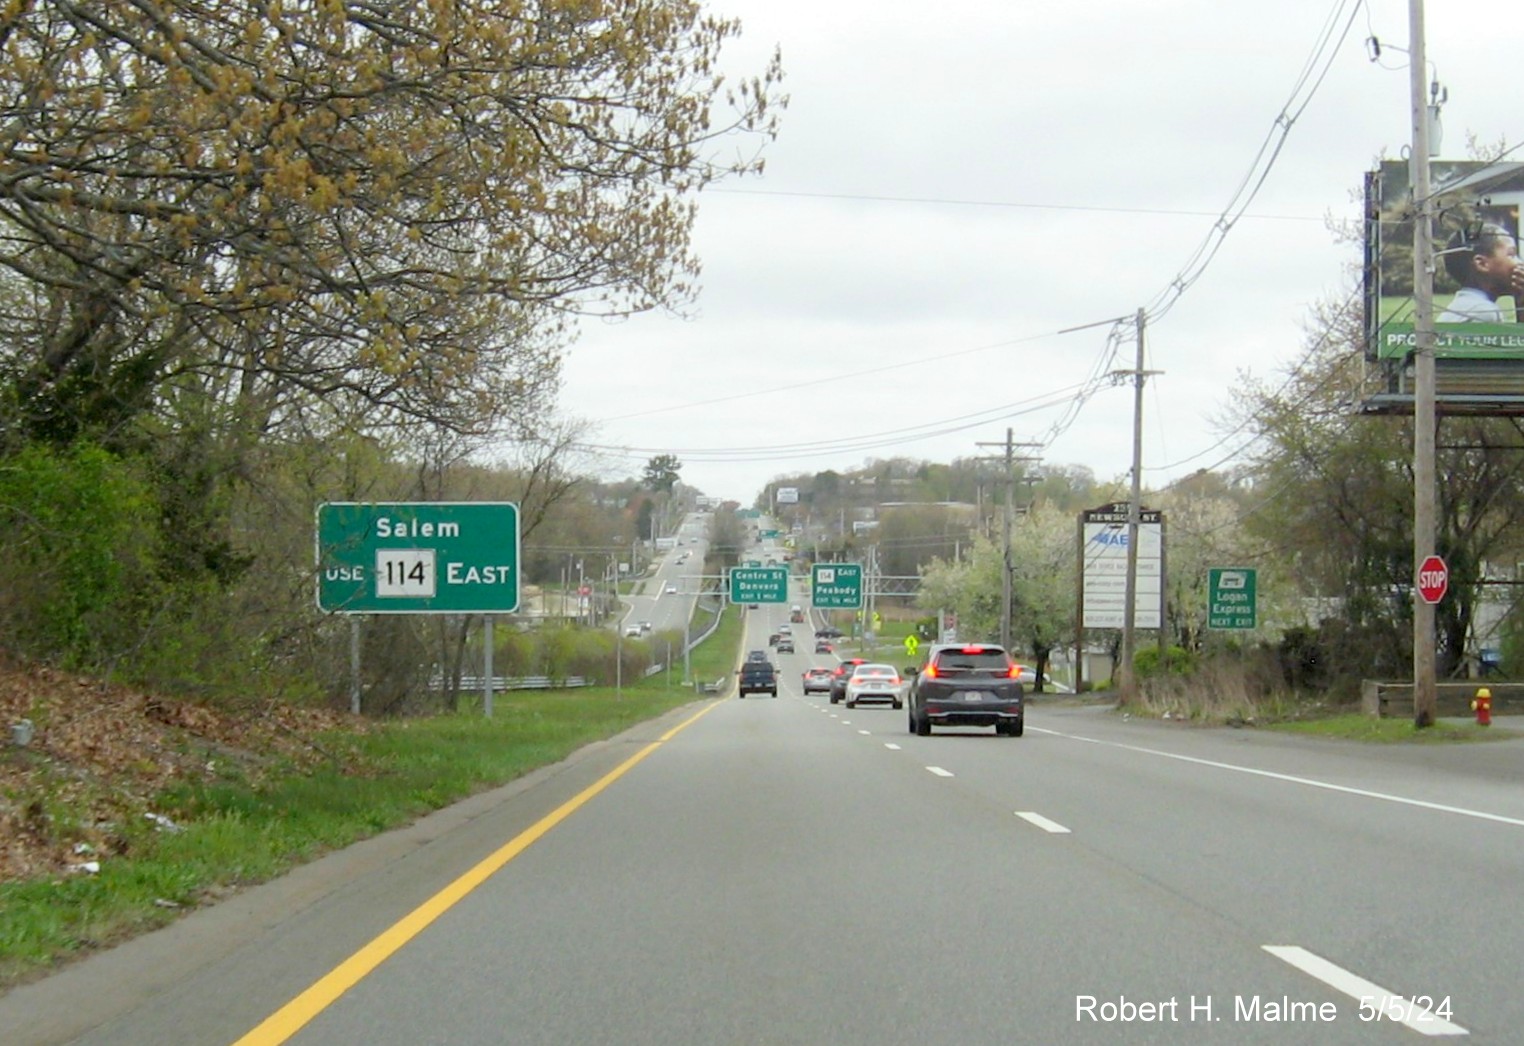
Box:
0, 654, 355, 884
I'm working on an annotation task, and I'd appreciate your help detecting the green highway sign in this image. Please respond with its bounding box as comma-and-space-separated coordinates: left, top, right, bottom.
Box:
729, 566, 788, 604
812, 563, 863, 609
1207, 567, 1257, 630
317, 502, 519, 614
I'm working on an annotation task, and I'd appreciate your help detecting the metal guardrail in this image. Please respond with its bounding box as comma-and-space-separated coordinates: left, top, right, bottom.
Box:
447, 675, 590, 691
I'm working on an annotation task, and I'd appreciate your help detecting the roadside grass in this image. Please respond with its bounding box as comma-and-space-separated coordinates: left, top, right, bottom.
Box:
1264, 713, 1520, 743
1126, 659, 1521, 743
0, 607, 742, 989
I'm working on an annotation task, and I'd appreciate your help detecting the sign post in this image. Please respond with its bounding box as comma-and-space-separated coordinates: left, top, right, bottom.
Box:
1417, 555, 1448, 604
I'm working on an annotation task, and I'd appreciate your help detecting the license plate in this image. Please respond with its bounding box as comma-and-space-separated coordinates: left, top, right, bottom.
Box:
964, 691, 988, 702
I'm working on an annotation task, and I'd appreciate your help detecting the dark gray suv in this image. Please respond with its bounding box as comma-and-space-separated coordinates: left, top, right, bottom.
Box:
906, 643, 1024, 736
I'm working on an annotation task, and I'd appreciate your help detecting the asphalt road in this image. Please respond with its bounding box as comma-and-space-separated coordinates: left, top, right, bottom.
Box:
6, 636, 1523, 1044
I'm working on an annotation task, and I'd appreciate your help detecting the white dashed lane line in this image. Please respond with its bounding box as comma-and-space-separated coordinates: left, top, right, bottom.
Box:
1262, 946, 1468, 1036
1015, 811, 1071, 834
884, 743, 901, 751
926, 766, 954, 778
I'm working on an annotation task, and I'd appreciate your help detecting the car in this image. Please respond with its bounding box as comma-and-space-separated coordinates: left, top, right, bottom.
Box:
906, 643, 1024, 737
776, 638, 795, 654
745, 649, 770, 663
814, 640, 834, 654
664, 583, 678, 595
801, 667, 834, 694
623, 624, 641, 637
827, 657, 868, 704
778, 624, 791, 635
844, 663, 903, 709
639, 621, 653, 633
747, 603, 759, 610
816, 626, 844, 639
737, 658, 777, 698
768, 632, 782, 647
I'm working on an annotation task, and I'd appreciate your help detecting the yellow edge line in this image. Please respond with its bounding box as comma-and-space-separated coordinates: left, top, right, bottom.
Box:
232, 698, 723, 1046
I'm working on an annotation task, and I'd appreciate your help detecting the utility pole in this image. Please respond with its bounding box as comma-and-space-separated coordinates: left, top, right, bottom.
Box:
976, 429, 1040, 653
1409, 0, 1438, 728
1118, 308, 1156, 704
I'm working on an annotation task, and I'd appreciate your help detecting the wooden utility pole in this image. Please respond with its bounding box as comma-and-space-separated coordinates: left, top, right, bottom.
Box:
976, 430, 1039, 653
1118, 308, 1148, 704
1409, 0, 1438, 727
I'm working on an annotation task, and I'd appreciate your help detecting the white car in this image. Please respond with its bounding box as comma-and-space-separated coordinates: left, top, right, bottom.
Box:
664, 583, 678, 595
623, 624, 641, 637
844, 663, 903, 709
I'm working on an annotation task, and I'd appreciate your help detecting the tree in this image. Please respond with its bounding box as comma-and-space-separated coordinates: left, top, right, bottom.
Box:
0, 1, 785, 447
1006, 503, 1077, 691
1234, 293, 1524, 682
642, 454, 683, 493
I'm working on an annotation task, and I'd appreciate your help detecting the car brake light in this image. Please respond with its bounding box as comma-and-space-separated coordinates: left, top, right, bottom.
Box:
1007, 664, 1021, 679
922, 662, 938, 679
961, 646, 983, 654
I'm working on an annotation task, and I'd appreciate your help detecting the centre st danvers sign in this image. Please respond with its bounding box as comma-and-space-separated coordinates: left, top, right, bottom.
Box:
316, 502, 520, 614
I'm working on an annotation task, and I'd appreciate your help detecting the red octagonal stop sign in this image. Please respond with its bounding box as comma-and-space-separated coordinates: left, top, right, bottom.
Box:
1417, 555, 1448, 604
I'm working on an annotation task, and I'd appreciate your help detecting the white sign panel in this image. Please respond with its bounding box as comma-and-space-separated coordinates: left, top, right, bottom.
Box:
1081, 519, 1163, 628
776, 486, 799, 504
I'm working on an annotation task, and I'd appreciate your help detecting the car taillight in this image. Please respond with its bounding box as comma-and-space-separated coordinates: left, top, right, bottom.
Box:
922, 662, 938, 679
1007, 664, 1021, 679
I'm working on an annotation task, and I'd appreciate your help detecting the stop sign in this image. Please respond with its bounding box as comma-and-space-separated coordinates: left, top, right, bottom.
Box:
1417, 555, 1448, 604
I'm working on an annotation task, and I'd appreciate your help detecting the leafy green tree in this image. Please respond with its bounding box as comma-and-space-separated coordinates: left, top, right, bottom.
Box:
1234, 294, 1524, 682
1007, 503, 1077, 690
642, 454, 683, 493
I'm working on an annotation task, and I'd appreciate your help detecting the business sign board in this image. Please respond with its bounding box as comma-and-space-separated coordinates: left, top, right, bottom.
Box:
1207, 568, 1257, 630
776, 486, 799, 504
1363, 159, 1524, 414
729, 566, 788, 604
1080, 503, 1163, 629
317, 502, 519, 614
811, 563, 863, 609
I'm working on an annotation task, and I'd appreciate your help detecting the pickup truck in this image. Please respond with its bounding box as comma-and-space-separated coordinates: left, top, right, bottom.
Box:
737, 658, 778, 698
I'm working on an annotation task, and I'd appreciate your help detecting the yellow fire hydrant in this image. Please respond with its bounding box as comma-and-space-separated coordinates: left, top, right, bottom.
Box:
1471, 687, 1492, 727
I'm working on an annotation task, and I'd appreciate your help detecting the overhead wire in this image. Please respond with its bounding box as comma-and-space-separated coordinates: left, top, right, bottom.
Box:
560, 0, 1368, 483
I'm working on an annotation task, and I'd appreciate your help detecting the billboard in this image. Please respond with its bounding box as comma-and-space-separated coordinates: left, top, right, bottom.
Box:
776, 486, 799, 504
1079, 503, 1163, 630
1364, 159, 1524, 413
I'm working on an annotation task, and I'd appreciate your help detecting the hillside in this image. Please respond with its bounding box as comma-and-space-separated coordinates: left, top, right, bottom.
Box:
0, 655, 349, 884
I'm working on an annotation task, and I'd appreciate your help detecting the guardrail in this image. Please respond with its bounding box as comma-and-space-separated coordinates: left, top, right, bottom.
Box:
447, 675, 590, 691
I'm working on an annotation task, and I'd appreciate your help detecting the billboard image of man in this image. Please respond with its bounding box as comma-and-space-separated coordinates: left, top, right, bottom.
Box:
1438, 221, 1524, 323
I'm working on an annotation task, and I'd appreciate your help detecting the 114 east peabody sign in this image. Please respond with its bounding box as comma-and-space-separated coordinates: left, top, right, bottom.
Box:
316, 502, 520, 614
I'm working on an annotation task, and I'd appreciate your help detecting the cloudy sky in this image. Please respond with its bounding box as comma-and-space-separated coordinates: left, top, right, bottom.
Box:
552, 0, 1516, 505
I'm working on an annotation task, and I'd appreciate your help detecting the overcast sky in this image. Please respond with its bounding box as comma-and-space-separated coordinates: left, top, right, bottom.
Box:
551, 0, 1516, 506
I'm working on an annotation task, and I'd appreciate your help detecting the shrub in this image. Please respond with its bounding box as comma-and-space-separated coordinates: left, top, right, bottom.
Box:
1132, 644, 1194, 680
0, 442, 162, 667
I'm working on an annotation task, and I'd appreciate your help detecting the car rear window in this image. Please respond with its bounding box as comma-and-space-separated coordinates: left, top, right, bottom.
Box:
930, 649, 1011, 673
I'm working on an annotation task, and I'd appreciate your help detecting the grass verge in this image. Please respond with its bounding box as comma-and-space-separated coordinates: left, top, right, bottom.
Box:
0, 607, 744, 989
1263, 713, 1522, 743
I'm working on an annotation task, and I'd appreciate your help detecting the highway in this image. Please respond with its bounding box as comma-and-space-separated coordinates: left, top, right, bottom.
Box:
6, 601, 1523, 1044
